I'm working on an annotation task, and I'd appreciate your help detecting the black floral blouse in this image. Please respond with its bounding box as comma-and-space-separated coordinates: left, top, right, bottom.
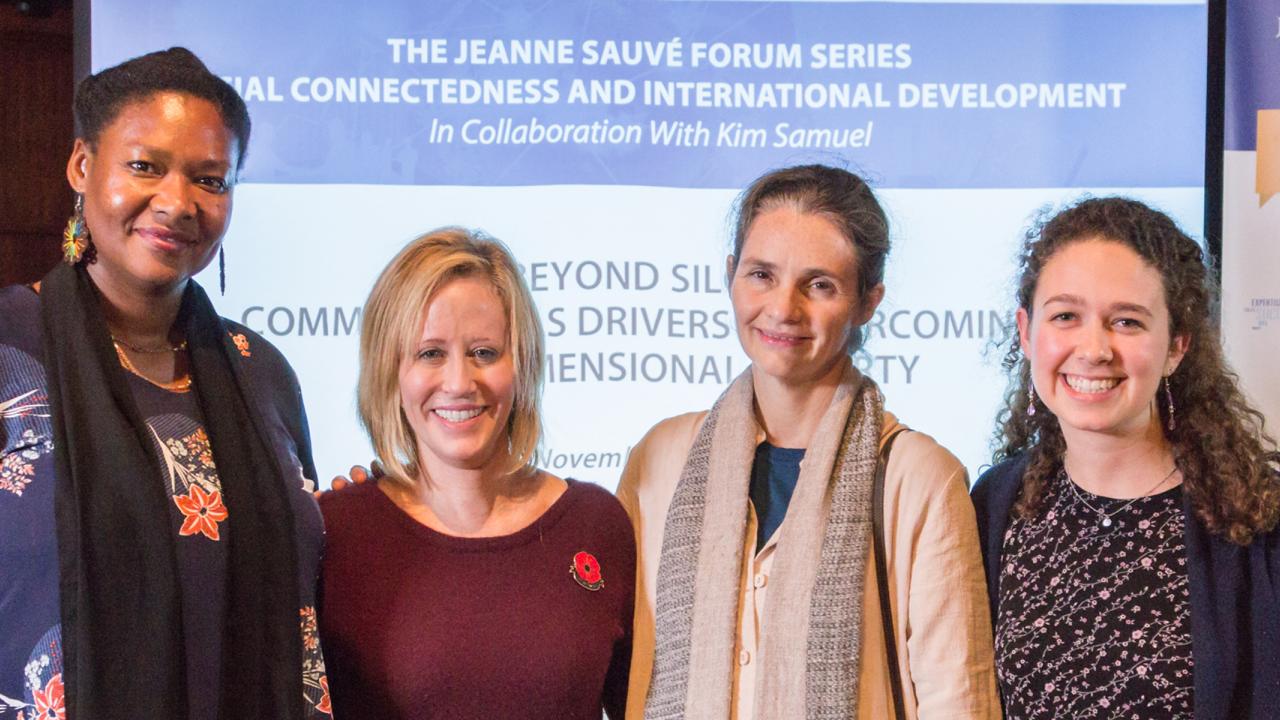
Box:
0, 286, 330, 719
995, 469, 1193, 719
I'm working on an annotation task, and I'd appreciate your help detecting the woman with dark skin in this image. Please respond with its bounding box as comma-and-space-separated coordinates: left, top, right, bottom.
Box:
972, 197, 1280, 719
0, 48, 329, 718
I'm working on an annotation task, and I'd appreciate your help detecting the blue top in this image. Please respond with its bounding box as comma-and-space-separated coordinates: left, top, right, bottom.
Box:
971, 454, 1280, 720
749, 443, 805, 553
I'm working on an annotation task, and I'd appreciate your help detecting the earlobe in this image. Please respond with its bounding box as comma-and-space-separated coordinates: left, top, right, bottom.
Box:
66, 139, 91, 193
857, 283, 886, 325
724, 254, 736, 287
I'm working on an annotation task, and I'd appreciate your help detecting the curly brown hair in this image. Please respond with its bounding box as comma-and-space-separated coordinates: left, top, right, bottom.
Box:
994, 197, 1280, 545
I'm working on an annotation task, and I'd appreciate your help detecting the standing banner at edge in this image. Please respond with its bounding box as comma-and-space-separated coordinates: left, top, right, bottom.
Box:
1222, 2, 1280, 435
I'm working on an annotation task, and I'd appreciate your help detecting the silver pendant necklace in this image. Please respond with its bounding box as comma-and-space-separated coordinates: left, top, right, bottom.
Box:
1063, 465, 1179, 528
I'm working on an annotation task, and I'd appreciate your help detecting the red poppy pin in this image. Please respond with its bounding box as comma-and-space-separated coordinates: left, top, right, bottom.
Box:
571, 551, 604, 591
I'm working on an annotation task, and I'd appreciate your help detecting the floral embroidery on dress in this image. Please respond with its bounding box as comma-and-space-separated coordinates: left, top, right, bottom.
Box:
230, 333, 251, 358
300, 606, 331, 717
10, 626, 63, 720
1, 448, 38, 497
300, 606, 320, 652
0, 390, 47, 421
315, 677, 332, 716
29, 674, 63, 720
22, 629, 59, 698
1, 385, 53, 498
168, 427, 215, 471
148, 418, 228, 542
174, 484, 229, 541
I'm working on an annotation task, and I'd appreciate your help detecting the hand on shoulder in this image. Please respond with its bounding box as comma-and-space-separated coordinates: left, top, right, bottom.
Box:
317, 460, 383, 498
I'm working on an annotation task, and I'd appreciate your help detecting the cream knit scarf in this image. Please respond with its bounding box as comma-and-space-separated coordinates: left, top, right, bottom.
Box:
645, 361, 883, 719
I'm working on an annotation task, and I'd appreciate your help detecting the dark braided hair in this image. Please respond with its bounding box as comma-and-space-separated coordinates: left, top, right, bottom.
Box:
74, 47, 250, 170
994, 197, 1280, 545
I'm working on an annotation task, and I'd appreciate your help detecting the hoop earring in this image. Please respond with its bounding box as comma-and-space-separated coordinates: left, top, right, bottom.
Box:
62, 194, 90, 264
1164, 376, 1176, 431
1027, 385, 1037, 417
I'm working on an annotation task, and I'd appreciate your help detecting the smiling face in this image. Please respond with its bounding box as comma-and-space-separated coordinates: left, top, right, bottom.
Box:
67, 91, 238, 296
730, 205, 882, 387
399, 276, 517, 477
1018, 238, 1188, 441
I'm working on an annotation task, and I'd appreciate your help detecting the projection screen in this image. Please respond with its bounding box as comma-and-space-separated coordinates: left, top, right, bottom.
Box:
88, 0, 1208, 489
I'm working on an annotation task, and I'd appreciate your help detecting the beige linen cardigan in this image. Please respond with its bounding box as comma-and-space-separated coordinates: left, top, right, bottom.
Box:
616, 410, 1000, 719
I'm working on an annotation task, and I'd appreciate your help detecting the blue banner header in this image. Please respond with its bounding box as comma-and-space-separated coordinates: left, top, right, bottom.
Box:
94, 1, 1207, 188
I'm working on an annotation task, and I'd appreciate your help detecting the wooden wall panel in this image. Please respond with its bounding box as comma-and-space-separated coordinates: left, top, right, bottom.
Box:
0, 1, 73, 286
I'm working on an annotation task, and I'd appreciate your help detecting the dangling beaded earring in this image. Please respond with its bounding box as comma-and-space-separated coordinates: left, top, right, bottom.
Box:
1164, 376, 1176, 431
1027, 385, 1037, 417
62, 194, 90, 264
219, 246, 226, 295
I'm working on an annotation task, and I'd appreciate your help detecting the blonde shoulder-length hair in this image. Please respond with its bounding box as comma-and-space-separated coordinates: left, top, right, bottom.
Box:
358, 227, 544, 487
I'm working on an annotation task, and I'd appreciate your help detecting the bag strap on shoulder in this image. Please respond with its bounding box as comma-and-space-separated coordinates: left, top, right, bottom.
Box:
872, 427, 909, 720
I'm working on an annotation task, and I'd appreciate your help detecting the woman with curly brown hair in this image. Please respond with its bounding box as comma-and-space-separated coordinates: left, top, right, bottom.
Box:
971, 197, 1280, 720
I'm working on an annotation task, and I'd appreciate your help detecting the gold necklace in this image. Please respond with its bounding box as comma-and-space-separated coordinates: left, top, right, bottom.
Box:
110, 334, 188, 354
113, 342, 192, 393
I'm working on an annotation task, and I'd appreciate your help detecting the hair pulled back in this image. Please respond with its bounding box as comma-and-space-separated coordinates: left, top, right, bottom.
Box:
74, 47, 250, 169
731, 164, 889, 352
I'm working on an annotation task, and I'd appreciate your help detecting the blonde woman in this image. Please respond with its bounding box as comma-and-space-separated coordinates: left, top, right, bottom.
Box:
317, 229, 633, 719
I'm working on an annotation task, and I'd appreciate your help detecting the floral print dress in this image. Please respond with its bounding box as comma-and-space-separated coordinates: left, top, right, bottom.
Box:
994, 469, 1193, 719
0, 286, 329, 719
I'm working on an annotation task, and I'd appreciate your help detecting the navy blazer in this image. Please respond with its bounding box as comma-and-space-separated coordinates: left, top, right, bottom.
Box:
971, 455, 1280, 720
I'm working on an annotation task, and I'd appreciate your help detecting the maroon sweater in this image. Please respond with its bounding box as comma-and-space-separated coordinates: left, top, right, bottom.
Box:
318, 478, 634, 720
